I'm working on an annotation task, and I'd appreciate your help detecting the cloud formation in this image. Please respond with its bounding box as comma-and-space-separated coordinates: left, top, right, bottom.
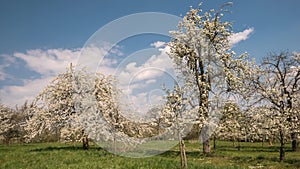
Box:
151, 41, 166, 48
0, 47, 96, 106
0, 66, 6, 81
0, 55, 17, 81
115, 46, 173, 94
229, 28, 254, 46
0, 77, 54, 106
14, 48, 81, 76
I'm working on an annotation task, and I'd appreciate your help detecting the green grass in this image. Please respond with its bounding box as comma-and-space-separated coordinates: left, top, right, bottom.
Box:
0, 141, 299, 169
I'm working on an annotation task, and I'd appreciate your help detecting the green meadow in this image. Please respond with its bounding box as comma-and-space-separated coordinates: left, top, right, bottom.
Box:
1, 140, 299, 169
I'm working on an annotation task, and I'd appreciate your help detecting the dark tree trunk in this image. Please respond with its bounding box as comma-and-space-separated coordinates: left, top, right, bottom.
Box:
82, 134, 89, 150
279, 131, 285, 162
280, 144, 285, 162
237, 138, 241, 151
291, 133, 298, 152
179, 139, 187, 169
213, 135, 216, 150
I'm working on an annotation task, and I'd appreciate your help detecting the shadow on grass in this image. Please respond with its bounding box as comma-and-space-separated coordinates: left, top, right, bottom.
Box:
159, 150, 203, 158
30, 145, 103, 152
215, 145, 295, 153
285, 158, 300, 167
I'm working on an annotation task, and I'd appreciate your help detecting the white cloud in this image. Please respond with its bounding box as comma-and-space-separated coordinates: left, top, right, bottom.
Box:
125, 62, 138, 72
0, 45, 119, 107
146, 79, 156, 84
0, 77, 54, 106
144, 46, 171, 69
134, 68, 165, 81
79, 44, 121, 72
0, 48, 80, 106
119, 45, 172, 83
14, 48, 81, 77
0, 54, 17, 81
111, 44, 174, 115
116, 45, 173, 95
0, 66, 6, 81
151, 41, 166, 48
229, 28, 254, 46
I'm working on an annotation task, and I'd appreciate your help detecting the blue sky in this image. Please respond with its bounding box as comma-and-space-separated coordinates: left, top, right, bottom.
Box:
0, 0, 299, 107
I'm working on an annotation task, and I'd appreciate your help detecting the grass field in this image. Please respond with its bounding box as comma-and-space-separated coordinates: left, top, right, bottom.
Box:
0, 140, 300, 169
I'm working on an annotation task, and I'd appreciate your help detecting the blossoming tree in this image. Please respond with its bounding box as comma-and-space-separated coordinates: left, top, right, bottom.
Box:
0, 104, 18, 144
24, 64, 80, 143
0, 103, 30, 144
168, 3, 253, 155
250, 52, 300, 161
25, 64, 160, 150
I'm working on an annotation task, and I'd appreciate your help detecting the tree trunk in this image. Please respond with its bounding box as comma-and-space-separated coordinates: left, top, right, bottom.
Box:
280, 144, 285, 162
179, 139, 187, 169
213, 135, 216, 150
82, 134, 89, 150
279, 131, 285, 162
291, 133, 298, 152
203, 139, 211, 155
201, 124, 211, 155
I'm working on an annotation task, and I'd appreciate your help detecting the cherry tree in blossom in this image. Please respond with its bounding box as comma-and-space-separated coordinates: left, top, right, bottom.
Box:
168, 3, 254, 155
249, 52, 300, 161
